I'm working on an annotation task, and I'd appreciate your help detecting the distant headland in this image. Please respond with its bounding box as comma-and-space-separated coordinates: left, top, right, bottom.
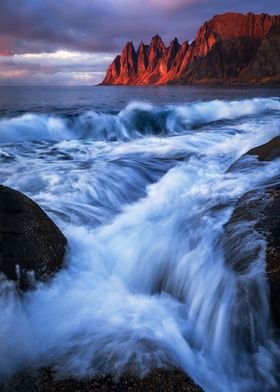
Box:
101, 12, 280, 86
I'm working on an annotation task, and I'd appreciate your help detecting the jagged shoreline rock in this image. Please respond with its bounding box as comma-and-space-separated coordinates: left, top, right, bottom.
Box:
224, 187, 280, 328
0, 185, 67, 290
0, 368, 203, 392
101, 12, 280, 86
224, 136, 280, 328
246, 135, 280, 161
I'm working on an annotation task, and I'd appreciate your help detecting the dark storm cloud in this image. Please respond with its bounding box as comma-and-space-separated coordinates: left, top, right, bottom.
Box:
0, 0, 278, 85
0, 0, 279, 55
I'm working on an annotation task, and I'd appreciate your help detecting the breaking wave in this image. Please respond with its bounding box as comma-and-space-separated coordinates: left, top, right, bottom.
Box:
1, 95, 280, 391
0, 98, 279, 143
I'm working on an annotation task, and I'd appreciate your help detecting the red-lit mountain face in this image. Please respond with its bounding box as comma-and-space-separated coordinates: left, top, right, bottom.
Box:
101, 12, 280, 85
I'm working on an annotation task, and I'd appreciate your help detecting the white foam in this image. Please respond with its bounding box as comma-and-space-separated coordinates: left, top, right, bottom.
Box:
0, 97, 279, 143
1, 98, 280, 391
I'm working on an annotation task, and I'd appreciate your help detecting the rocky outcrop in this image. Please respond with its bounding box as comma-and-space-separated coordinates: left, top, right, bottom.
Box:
239, 20, 280, 83
224, 187, 280, 328
226, 135, 280, 173
0, 368, 203, 392
224, 136, 280, 327
0, 185, 67, 290
246, 136, 280, 161
101, 12, 280, 85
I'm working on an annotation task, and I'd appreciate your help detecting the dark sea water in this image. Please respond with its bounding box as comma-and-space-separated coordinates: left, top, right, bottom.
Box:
0, 85, 280, 116
1, 86, 280, 392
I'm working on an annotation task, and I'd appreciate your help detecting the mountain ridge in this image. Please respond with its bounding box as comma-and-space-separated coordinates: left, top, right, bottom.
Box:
101, 12, 280, 85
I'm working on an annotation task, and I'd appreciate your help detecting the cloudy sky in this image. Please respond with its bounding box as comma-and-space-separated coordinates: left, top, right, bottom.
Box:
0, 0, 278, 86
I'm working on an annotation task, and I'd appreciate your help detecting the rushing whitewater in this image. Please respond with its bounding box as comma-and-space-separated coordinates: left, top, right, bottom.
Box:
1, 96, 280, 392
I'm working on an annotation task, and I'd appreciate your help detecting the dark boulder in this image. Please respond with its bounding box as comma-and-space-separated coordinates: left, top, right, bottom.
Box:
246, 136, 280, 162
223, 186, 280, 327
227, 135, 280, 173
224, 135, 280, 327
0, 185, 67, 290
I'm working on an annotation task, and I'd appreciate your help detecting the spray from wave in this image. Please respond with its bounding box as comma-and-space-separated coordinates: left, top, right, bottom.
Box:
0, 98, 279, 143
0, 97, 280, 391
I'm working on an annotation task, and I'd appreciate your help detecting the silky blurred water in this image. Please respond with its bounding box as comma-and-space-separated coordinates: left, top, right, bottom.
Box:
0, 86, 280, 391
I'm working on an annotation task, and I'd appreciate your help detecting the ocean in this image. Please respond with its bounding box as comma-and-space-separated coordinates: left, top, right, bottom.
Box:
1, 85, 280, 391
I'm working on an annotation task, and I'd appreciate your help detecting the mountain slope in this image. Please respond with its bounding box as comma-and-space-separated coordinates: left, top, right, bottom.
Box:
101, 12, 280, 85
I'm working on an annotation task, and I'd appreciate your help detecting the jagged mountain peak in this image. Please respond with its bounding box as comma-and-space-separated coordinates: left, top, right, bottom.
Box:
101, 12, 280, 86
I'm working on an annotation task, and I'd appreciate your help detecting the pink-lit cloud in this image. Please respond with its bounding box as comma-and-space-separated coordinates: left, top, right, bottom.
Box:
149, 0, 208, 12
0, 0, 278, 85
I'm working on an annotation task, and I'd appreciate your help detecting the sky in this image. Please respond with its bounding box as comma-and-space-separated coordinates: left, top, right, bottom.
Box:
0, 0, 279, 86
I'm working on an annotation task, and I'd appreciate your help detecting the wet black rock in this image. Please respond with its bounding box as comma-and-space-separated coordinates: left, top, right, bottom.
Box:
224, 186, 280, 327
224, 134, 280, 327
0, 185, 67, 290
227, 135, 280, 173
0, 368, 203, 392
246, 136, 280, 161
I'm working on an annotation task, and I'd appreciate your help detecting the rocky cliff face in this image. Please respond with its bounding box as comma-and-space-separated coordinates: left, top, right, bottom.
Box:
101, 12, 280, 85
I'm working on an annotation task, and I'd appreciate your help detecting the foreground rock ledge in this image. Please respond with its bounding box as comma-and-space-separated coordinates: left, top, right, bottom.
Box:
0, 185, 67, 290
225, 135, 280, 327
224, 186, 280, 328
0, 368, 203, 392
